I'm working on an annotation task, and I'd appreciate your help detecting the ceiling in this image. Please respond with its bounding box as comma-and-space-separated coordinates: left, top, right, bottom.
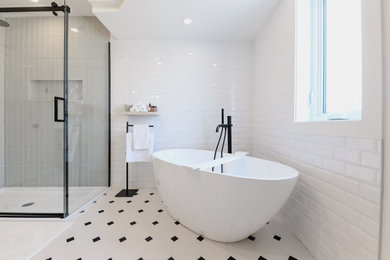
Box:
0, 0, 281, 40
89, 0, 281, 40
0, 0, 93, 16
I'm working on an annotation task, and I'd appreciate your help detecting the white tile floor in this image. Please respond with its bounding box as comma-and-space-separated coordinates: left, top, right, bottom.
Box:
0, 221, 71, 260
32, 188, 314, 260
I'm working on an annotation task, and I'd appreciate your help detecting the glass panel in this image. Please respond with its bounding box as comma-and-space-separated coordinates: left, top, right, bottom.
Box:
295, 0, 323, 122
68, 16, 110, 214
0, 11, 64, 214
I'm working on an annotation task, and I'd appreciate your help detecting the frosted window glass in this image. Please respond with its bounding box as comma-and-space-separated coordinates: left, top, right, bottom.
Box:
325, 0, 362, 115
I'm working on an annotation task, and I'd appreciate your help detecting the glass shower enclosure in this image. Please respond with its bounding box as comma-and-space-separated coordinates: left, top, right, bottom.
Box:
0, 2, 110, 217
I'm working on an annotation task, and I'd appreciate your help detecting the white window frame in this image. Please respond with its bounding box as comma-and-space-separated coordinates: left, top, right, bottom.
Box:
295, 0, 362, 122
291, 0, 382, 139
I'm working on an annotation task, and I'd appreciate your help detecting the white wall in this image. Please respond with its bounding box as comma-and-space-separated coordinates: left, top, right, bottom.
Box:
381, 0, 390, 259
252, 0, 382, 259
110, 40, 253, 188
0, 25, 4, 188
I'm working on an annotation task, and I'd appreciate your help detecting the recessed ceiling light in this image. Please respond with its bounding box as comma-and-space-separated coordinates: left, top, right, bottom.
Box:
212, 64, 218, 67
182, 18, 192, 25
30, 0, 39, 2
187, 52, 193, 56
70, 27, 79, 33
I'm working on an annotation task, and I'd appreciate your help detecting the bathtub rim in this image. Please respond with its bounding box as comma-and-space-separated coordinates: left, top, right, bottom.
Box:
153, 148, 299, 181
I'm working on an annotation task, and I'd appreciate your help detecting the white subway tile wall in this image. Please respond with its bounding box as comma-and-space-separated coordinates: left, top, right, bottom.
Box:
111, 40, 253, 188
252, 0, 381, 259
3, 17, 63, 187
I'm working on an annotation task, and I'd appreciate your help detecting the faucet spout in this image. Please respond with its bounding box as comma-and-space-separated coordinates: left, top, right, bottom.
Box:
212, 109, 233, 173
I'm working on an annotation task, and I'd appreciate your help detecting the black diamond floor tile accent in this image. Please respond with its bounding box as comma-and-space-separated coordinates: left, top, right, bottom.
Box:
168, 257, 175, 260
76, 258, 81, 260
36, 189, 311, 260
66, 237, 74, 243
46, 258, 52, 260
248, 235, 255, 241
93, 201, 97, 203
273, 235, 281, 241
103, 193, 107, 196
79, 210, 84, 214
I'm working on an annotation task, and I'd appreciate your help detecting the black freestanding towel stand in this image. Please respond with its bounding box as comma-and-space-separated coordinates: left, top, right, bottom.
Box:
115, 122, 154, 197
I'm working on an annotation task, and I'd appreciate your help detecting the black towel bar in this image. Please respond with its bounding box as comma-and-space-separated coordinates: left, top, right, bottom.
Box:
115, 122, 154, 198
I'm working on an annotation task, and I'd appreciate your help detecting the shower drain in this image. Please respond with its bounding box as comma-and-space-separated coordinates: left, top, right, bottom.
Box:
21, 202, 35, 207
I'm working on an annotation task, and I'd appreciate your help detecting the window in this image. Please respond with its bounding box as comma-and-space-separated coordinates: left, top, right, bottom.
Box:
295, 0, 362, 122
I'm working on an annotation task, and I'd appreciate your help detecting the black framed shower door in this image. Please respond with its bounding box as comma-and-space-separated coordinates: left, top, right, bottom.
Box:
0, 3, 70, 218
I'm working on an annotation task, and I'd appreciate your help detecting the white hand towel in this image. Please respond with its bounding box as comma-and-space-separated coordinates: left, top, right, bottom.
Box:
133, 124, 150, 150
126, 132, 154, 162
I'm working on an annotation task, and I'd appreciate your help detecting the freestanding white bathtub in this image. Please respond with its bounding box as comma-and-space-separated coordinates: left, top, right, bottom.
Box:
152, 149, 298, 242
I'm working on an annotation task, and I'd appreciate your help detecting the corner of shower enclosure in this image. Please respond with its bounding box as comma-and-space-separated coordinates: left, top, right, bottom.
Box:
0, 2, 110, 218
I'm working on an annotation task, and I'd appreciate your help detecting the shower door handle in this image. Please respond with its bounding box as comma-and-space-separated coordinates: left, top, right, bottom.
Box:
54, 96, 65, 122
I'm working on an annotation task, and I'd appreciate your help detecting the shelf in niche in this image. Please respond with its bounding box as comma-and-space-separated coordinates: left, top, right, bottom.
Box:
122, 112, 160, 116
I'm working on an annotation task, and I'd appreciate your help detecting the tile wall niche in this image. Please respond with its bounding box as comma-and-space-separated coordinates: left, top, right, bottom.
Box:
252, 0, 382, 259
110, 40, 253, 188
